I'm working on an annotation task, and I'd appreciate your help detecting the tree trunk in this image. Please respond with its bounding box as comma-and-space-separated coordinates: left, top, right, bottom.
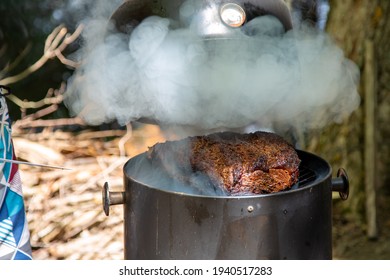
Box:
305, 0, 390, 236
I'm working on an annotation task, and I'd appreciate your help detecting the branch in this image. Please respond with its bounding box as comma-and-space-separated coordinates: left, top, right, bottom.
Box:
0, 42, 32, 79
6, 82, 66, 109
7, 94, 64, 109
54, 50, 80, 68
13, 117, 86, 131
0, 24, 83, 86
24, 104, 60, 120
7, 82, 73, 131
118, 123, 133, 157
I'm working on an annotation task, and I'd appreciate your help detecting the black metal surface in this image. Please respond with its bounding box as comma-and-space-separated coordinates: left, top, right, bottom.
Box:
103, 182, 125, 216
331, 168, 350, 200
110, 0, 293, 35
121, 150, 334, 260
298, 166, 317, 188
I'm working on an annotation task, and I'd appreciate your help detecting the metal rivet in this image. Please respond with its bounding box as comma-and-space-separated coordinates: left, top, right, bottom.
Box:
220, 3, 246, 28
247, 205, 254, 213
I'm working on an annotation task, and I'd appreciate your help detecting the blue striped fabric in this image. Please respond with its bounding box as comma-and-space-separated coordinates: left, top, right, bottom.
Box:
0, 95, 32, 260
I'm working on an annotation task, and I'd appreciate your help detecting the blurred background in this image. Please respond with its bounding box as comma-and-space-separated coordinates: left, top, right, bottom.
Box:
0, 0, 389, 259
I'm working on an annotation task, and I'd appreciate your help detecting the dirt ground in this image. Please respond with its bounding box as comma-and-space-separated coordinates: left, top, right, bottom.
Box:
332, 194, 390, 260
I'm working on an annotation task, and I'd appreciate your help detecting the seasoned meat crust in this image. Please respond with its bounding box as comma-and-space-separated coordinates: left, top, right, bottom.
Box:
147, 131, 300, 195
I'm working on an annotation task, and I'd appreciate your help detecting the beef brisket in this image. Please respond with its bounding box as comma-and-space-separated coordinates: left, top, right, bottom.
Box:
147, 131, 300, 195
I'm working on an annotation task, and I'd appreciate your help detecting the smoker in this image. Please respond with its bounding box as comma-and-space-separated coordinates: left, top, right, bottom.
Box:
104, 149, 349, 260
102, 0, 350, 260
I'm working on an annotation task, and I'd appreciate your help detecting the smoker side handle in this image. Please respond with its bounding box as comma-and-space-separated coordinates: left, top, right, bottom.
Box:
102, 182, 125, 216
331, 168, 349, 201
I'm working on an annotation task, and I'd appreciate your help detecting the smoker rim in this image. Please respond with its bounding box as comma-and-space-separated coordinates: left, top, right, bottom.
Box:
123, 149, 332, 200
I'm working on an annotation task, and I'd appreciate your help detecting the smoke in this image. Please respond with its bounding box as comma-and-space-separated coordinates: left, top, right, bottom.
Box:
65, 1, 360, 133
126, 151, 226, 196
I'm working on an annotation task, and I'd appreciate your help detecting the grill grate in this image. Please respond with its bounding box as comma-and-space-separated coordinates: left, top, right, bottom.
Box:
289, 165, 317, 190
298, 165, 317, 188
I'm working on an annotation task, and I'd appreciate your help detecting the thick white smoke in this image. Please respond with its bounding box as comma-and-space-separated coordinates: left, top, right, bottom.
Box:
65, 1, 360, 133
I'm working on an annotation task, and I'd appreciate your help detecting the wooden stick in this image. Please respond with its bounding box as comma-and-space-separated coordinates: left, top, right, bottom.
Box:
13, 117, 85, 130
0, 158, 71, 170
364, 39, 378, 239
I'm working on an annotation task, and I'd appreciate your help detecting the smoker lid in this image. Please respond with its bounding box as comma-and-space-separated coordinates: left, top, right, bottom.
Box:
107, 1, 293, 126
110, 0, 293, 35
